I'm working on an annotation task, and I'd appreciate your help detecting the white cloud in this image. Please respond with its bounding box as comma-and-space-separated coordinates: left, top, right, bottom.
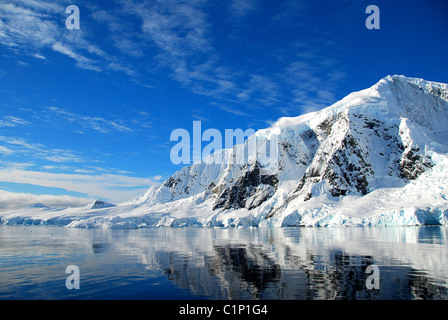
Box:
0, 168, 159, 203
0, 0, 133, 75
117, 0, 241, 99
152, 175, 163, 181
91, 8, 145, 58
0, 115, 31, 127
272, 44, 346, 116
0, 189, 92, 212
0, 0, 348, 123
242, 74, 281, 105
107, 61, 136, 77
43, 107, 134, 133
9, 0, 66, 13
0, 135, 86, 164
43, 153, 85, 163
33, 52, 47, 60
0, 146, 14, 154
271, 0, 308, 25
216, 104, 248, 117
0, 1, 104, 71
51, 42, 102, 72
229, 0, 258, 18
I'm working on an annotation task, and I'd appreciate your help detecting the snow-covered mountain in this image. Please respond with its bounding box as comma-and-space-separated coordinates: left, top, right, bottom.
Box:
88, 200, 116, 209
1, 75, 448, 228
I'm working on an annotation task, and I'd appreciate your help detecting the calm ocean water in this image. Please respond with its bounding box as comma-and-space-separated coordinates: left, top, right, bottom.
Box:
0, 225, 447, 300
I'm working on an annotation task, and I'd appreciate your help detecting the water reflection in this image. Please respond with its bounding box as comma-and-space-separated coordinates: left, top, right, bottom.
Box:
0, 226, 447, 300
91, 243, 109, 254
138, 227, 448, 300
210, 245, 282, 299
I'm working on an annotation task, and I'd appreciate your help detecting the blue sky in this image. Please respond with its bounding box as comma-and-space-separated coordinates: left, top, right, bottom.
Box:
0, 0, 447, 209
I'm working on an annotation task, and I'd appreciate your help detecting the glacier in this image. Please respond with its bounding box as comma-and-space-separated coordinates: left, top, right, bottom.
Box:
1, 75, 448, 228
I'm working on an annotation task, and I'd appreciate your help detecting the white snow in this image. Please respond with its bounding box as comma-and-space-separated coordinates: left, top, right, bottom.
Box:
1, 75, 448, 228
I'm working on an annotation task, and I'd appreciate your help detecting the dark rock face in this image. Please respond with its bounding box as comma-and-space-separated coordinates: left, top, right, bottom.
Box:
164, 176, 181, 188
91, 200, 116, 209
399, 146, 434, 180
287, 111, 434, 203
213, 163, 278, 210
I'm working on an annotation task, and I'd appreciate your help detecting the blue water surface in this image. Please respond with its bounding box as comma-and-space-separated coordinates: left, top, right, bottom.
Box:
0, 226, 447, 300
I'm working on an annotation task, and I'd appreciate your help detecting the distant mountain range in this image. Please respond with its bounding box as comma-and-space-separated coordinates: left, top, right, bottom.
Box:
1, 75, 447, 228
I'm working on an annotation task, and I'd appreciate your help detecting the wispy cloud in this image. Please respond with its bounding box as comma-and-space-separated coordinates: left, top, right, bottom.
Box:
115, 0, 241, 100
0, 135, 86, 164
107, 61, 136, 77
0, 132, 162, 204
51, 41, 102, 72
215, 104, 248, 117
272, 42, 346, 115
0, 0, 347, 119
0, 167, 159, 203
43, 107, 134, 134
0, 0, 135, 75
228, 0, 259, 18
33, 53, 46, 60
91, 8, 145, 58
0, 189, 92, 212
0, 115, 31, 127
0, 1, 98, 70
271, 0, 308, 26
237, 74, 281, 106
113, 0, 344, 116
0, 146, 14, 154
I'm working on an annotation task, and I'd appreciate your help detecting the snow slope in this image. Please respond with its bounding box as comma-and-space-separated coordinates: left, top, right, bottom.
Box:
1, 75, 448, 228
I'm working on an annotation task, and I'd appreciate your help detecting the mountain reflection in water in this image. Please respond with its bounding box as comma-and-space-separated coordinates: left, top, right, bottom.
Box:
0, 226, 447, 300
131, 226, 448, 300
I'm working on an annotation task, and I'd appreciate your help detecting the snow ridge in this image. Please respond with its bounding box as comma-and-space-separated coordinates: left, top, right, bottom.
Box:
1, 75, 448, 228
